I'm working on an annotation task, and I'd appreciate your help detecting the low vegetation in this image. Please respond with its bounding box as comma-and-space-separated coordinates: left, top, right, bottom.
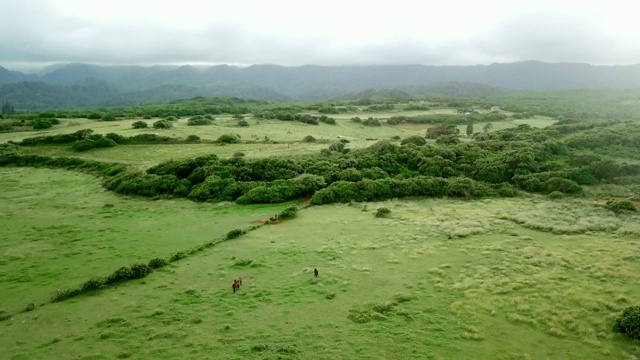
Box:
1, 93, 640, 359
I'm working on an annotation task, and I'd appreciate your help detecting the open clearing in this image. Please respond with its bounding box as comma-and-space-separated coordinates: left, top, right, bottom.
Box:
1, 168, 639, 359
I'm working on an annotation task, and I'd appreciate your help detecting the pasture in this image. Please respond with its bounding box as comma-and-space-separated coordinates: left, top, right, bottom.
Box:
5, 109, 554, 168
1, 168, 639, 359
1, 99, 639, 359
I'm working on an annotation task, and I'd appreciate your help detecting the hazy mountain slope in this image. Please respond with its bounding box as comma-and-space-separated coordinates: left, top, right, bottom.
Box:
1, 61, 640, 109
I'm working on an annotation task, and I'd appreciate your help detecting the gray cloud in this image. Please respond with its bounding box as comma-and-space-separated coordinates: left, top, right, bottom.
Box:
1, 0, 639, 71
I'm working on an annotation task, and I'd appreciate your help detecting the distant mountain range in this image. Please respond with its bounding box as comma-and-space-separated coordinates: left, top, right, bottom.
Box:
1, 61, 640, 110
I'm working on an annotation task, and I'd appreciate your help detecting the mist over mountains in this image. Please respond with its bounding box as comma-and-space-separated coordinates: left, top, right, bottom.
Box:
1, 61, 640, 110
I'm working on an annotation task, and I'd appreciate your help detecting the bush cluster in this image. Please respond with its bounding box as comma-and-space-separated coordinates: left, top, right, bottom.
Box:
187, 116, 213, 126
278, 206, 298, 219
613, 306, 640, 339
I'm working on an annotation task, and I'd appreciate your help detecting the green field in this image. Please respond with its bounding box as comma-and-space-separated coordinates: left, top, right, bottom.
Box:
1, 169, 639, 359
2, 97, 640, 359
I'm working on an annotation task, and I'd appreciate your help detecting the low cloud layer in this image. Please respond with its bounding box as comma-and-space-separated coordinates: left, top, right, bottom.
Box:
1, 0, 639, 71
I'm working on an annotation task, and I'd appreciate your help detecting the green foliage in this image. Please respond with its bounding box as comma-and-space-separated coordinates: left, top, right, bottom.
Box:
401, 135, 427, 146
362, 117, 381, 126
426, 124, 459, 139
71, 137, 117, 152
169, 251, 186, 262
185, 135, 200, 143
613, 306, 640, 340
101, 114, 116, 121
31, 119, 53, 129
217, 134, 239, 144
548, 191, 564, 199
278, 206, 298, 219
303, 135, 316, 142
466, 119, 474, 136
153, 119, 173, 129
544, 177, 582, 194
375, 207, 391, 218
51, 288, 81, 302
226, 229, 246, 240
237, 119, 249, 127
148, 258, 168, 269
235, 174, 325, 204
131, 121, 148, 129
605, 200, 637, 213
187, 117, 212, 126
82, 277, 106, 292
188, 176, 244, 202
319, 115, 337, 125
105, 263, 150, 285
436, 135, 461, 145
1, 101, 15, 116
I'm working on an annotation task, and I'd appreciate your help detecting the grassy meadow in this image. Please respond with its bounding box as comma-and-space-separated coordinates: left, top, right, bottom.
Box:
4, 109, 554, 168
1, 100, 640, 359
1, 173, 639, 359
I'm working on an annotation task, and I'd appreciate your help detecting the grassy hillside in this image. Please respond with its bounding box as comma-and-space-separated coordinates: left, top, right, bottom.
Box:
1, 171, 639, 359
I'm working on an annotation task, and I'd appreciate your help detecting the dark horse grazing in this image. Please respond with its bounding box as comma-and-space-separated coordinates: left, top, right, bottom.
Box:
232, 280, 239, 293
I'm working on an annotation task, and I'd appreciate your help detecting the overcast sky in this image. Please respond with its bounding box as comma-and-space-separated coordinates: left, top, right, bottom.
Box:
1, 0, 639, 71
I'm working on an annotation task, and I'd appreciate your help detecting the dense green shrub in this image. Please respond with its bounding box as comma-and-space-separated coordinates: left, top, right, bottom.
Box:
548, 191, 564, 199
238, 120, 249, 127
217, 134, 239, 144
426, 124, 459, 139
71, 137, 117, 152
127, 133, 176, 144
19, 129, 94, 145
401, 135, 427, 146
278, 206, 298, 219
148, 258, 168, 269
235, 174, 325, 204
319, 116, 337, 125
187, 117, 212, 126
105, 132, 126, 144
103, 171, 182, 197
188, 176, 243, 202
362, 118, 381, 126
81, 277, 106, 292
153, 119, 173, 129
226, 229, 246, 240
31, 119, 53, 129
544, 177, 582, 194
185, 135, 201, 143
170, 251, 186, 262
605, 199, 637, 213
613, 306, 640, 339
51, 288, 81, 302
435, 135, 461, 145
375, 207, 391, 218
132, 121, 148, 129
303, 135, 316, 142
